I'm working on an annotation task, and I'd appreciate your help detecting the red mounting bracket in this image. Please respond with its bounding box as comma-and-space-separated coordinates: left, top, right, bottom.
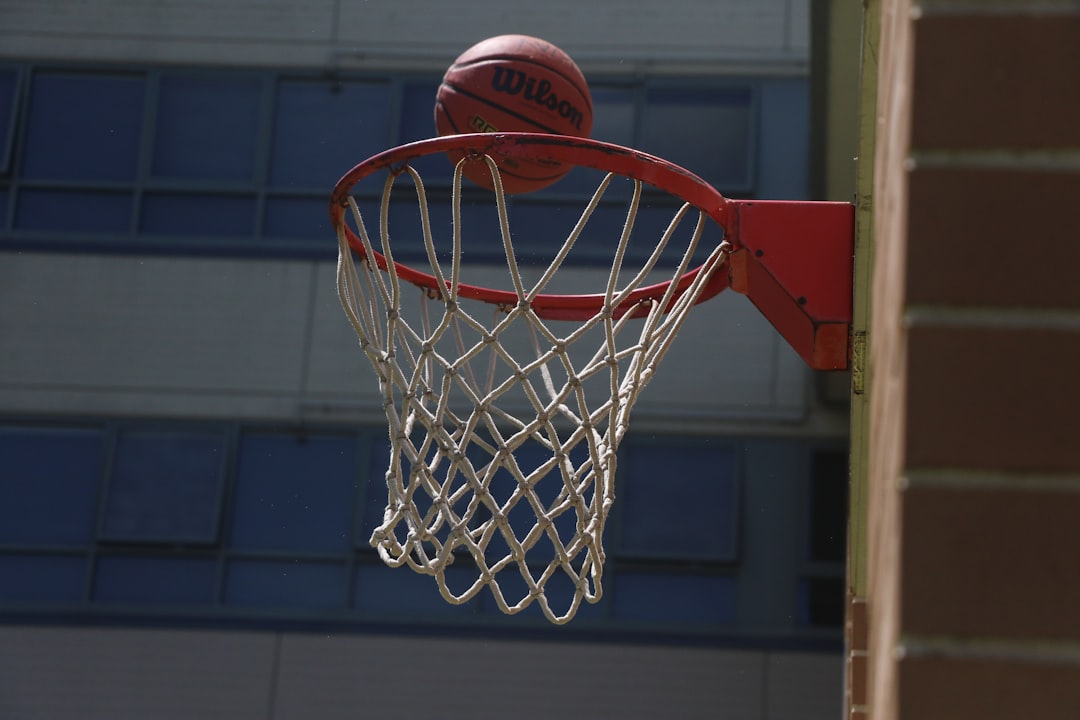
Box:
726, 200, 855, 371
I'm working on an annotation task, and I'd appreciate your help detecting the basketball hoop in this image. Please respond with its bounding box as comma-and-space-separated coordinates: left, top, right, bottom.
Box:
330, 132, 853, 623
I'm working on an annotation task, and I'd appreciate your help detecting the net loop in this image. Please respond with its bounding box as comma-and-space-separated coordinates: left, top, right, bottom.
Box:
335, 144, 732, 624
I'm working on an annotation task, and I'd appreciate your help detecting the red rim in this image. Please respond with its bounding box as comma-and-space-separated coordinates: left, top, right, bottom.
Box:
330, 133, 733, 320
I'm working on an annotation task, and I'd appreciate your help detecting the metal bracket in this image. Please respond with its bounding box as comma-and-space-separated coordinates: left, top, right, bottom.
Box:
727, 199, 856, 371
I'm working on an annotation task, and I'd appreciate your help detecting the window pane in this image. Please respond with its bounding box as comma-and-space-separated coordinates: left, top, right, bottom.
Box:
229, 431, 357, 554
399, 81, 451, 183
94, 555, 217, 605
152, 74, 261, 180
15, 188, 133, 233
799, 576, 844, 627
270, 79, 391, 189
263, 196, 332, 243
614, 571, 736, 624
467, 437, 592, 552
0, 554, 87, 604
22, 71, 144, 182
477, 567, 606, 622
224, 559, 346, 609
353, 561, 475, 616
140, 192, 255, 236
809, 448, 848, 563
360, 435, 396, 542
0, 426, 103, 546
620, 440, 738, 561
0, 67, 19, 172
642, 87, 753, 192
101, 428, 226, 543
400, 81, 440, 144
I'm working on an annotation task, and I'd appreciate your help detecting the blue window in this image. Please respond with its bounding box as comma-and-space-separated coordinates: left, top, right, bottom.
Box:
614, 572, 736, 624
809, 449, 848, 563
641, 87, 753, 193
476, 567, 607, 622
94, 555, 217, 605
472, 438, 592, 549
353, 560, 476, 616
100, 428, 226, 543
1, 64, 802, 261
400, 81, 441, 144
0, 67, 20, 173
21, 71, 145, 182
229, 431, 357, 554
0, 426, 104, 546
399, 81, 451, 183
798, 576, 845, 627
619, 440, 739, 561
152, 74, 262, 181
0, 554, 88, 604
0, 419, 834, 640
263, 196, 332, 244
359, 434, 396, 542
224, 559, 347, 609
15, 188, 133, 234
270, 79, 392, 189
140, 192, 256, 236
800, 447, 848, 628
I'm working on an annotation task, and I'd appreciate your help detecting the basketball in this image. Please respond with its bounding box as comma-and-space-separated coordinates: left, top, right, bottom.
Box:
435, 34, 593, 194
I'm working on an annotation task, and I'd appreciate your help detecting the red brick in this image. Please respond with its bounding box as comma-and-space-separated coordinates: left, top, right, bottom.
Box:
907, 167, 1080, 308
901, 485, 1080, 641
911, 15, 1080, 149
849, 595, 868, 652
899, 655, 1080, 720
906, 325, 1080, 473
849, 652, 868, 708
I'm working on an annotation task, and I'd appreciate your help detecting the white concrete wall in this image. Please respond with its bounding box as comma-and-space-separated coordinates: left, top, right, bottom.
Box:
0, 252, 816, 432
0, 0, 810, 74
0, 625, 842, 720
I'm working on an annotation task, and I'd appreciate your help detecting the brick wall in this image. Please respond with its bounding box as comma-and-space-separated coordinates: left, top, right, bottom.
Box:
864, 2, 1080, 719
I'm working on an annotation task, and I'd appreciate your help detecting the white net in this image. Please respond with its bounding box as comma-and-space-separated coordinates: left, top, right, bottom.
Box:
336, 154, 731, 624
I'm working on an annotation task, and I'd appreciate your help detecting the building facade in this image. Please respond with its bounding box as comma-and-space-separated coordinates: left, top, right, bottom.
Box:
0, 2, 849, 718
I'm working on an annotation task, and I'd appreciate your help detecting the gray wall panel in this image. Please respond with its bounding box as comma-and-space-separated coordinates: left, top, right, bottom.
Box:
0, 0, 809, 74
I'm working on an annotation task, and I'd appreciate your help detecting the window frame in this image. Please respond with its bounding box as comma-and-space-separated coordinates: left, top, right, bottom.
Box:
0, 416, 843, 651
0, 63, 780, 261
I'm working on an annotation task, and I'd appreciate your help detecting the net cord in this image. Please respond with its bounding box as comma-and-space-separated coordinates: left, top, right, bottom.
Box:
335, 152, 731, 623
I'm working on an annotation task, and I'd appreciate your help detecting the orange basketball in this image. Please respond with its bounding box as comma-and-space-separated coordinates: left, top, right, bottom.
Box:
435, 34, 593, 194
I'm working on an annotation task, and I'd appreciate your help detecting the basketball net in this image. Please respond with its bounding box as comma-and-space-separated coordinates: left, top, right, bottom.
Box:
336, 154, 732, 624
